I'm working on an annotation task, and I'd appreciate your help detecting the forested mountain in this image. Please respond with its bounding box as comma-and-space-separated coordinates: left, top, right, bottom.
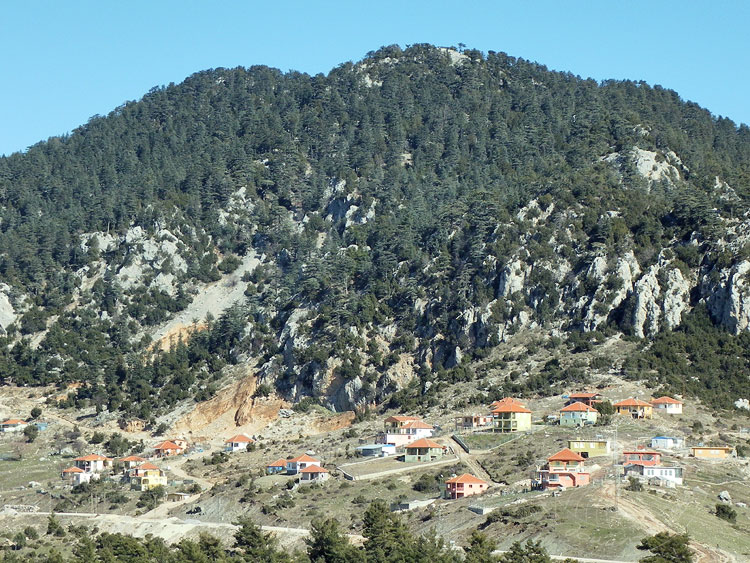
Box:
1, 44, 750, 419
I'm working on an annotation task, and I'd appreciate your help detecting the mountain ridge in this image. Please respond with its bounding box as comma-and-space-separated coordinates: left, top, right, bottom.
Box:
1, 44, 750, 420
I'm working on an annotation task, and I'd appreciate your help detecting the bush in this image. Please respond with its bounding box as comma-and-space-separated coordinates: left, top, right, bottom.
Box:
23, 424, 39, 443
626, 476, 644, 492
715, 503, 737, 523
30, 407, 42, 419
136, 486, 165, 511
412, 473, 440, 493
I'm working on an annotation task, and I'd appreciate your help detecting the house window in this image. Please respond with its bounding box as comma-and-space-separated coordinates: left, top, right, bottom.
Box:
548, 474, 559, 482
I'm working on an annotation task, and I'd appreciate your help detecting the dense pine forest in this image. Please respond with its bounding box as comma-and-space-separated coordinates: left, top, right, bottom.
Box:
1, 44, 750, 419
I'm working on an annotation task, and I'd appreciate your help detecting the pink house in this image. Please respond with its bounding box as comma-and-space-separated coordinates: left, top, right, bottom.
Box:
445, 473, 489, 499
535, 448, 591, 490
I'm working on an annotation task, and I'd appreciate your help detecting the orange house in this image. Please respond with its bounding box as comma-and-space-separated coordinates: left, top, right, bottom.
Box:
535, 448, 591, 490
622, 449, 662, 467
613, 398, 653, 419
445, 473, 488, 499
690, 446, 734, 459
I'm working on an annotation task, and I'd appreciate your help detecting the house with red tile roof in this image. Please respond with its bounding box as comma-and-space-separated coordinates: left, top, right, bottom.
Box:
119, 455, 147, 472
650, 396, 683, 414
73, 454, 113, 473
129, 462, 167, 491
266, 459, 287, 474
403, 438, 446, 462
153, 440, 184, 457
534, 448, 590, 490
565, 392, 602, 407
560, 402, 599, 427
0, 419, 28, 432
379, 416, 434, 447
491, 402, 532, 432
61, 466, 93, 486
490, 397, 526, 409
299, 465, 329, 483
286, 454, 321, 474
224, 434, 254, 452
622, 448, 662, 467
613, 398, 653, 419
454, 414, 494, 430
445, 473, 488, 499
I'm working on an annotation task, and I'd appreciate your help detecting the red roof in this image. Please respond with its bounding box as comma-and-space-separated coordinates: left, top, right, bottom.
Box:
445, 473, 487, 485
1, 419, 27, 425
490, 397, 526, 408
288, 454, 319, 463
385, 415, 420, 423
491, 403, 532, 414
548, 448, 585, 462
74, 454, 110, 462
62, 466, 84, 474
120, 455, 146, 462
135, 462, 160, 471
300, 465, 328, 473
405, 438, 443, 449
267, 458, 287, 467
568, 392, 600, 399
651, 396, 682, 405
154, 440, 181, 450
613, 398, 652, 407
225, 434, 254, 443
402, 420, 433, 429
623, 450, 661, 456
561, 401, 597, 413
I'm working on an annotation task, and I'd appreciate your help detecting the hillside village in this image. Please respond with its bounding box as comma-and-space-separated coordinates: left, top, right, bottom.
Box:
2, 39, 750, 562
0, 363, 748, 562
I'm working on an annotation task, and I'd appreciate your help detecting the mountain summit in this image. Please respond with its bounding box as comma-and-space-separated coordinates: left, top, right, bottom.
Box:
1, 44, 750, 417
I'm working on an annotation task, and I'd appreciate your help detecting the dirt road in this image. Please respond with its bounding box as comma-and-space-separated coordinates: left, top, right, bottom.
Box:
598, 483, 736, 563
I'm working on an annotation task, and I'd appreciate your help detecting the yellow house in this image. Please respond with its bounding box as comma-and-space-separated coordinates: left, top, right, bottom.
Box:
567, 439, 611, 458
491, 402, 532, 432
129, 462, 167, 491
690, 446, 734, 459
613, 398, 653, 419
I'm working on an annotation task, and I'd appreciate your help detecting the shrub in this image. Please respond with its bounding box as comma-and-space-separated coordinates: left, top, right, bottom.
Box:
715, 503, 737, 523
626, 477, 644, 492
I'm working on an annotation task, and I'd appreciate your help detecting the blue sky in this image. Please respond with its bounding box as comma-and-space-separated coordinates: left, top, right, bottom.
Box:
1, 1, 748, 156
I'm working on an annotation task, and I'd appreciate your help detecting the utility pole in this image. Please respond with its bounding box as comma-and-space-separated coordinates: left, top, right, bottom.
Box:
613, 426, 619, 510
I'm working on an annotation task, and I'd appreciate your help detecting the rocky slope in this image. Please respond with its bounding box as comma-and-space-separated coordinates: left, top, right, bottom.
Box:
1, 44, 750, 417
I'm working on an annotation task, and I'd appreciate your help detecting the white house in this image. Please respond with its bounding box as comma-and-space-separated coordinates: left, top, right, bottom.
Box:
355, 444, 397, 457
0, 419, 27, 433
651, 396, 683, 414
62, 466, 96, 486
286, 454, 321, 474
379, 416, 434, 447
224, 434, 254, 452
73, 454, 112, 473
625, 464, 683, 487
299, 465, 329, 483
650, 436, 685, 450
